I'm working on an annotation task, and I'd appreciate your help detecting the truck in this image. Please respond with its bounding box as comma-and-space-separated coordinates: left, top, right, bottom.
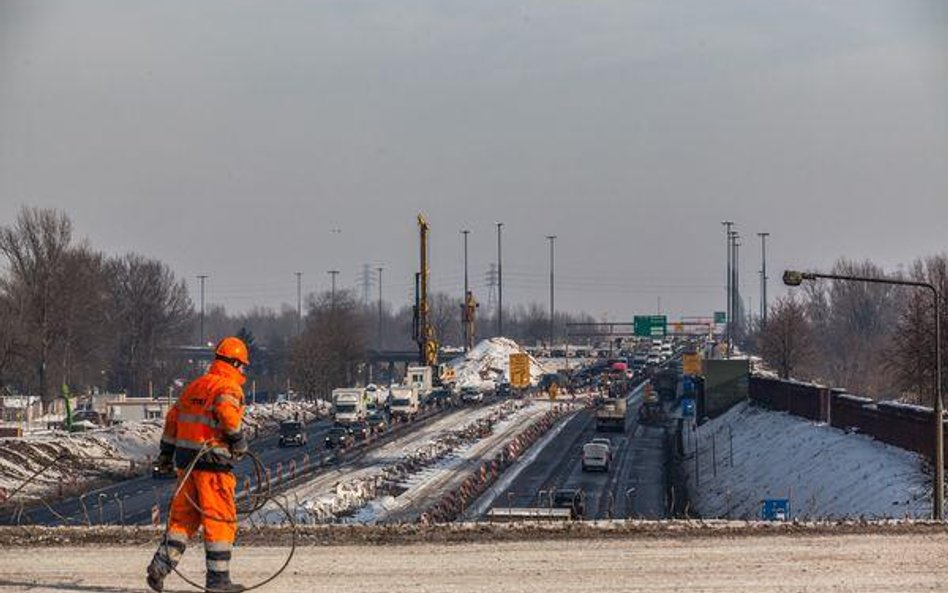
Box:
595, 396, 627, 432
388, 385, 419, 420
332, 388, 367, 425
638, 384, 666, 426
364, 383, 388, 412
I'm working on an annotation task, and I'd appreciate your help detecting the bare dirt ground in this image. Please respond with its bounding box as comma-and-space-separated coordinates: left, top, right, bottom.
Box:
1, 524, 947, 592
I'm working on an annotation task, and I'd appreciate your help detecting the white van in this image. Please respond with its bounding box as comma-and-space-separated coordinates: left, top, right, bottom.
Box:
581, 441, 611, 472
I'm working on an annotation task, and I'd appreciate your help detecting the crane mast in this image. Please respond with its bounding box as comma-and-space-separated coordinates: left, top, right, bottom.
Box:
414, 214, 438, 366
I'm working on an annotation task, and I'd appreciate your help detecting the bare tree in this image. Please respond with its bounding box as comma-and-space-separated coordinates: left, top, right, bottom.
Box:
0, 207, 75, 408
104, 253, 193, 396
290, 290, 367, 400
758, 295, 813, 379
429, 292, 460, 348
889, 254, 948, 403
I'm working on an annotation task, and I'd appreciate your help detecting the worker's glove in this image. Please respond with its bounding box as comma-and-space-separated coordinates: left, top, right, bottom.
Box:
229, 436, 249, 460
156, 451, 174, 474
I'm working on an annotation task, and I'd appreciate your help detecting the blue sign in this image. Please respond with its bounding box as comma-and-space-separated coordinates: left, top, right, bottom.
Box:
761, 499, 791, 521
681, 376, 695, 395
681, 398, 695, 417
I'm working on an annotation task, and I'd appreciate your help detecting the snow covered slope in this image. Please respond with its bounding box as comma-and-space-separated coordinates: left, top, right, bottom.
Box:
685, 401, 931, 519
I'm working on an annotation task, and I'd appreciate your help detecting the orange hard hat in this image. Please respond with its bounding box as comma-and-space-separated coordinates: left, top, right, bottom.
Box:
215, 336, 250, 366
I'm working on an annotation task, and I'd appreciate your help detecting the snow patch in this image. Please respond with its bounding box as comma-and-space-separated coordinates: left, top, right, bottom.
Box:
686, 401, 931, 520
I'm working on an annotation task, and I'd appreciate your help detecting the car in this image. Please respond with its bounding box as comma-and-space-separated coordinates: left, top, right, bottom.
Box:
590, 437, 612, 449
460, 386, 483, 403
349, 421, 371, 441
367, 412, 388, 433
278, 420, 307, 447
495, 382, 512, 398
582, 441, 611, 472
428, 387, 455, 407
551, 489, 586, 519
324, 426, 354, 449
151, 461, 176, 480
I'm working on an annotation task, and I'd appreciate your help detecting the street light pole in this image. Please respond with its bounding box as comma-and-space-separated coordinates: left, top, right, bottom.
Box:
295, 271, 302, 335
197, 274, 208, 346
758, 233, 769, 327
377, 267, 383, 350
462, 230, 470, 351
328, 270, 339, 310
721, 221, 733, 358
546, 235, 557, 349
733, 234, 741, 340
783, 269, 944, 520
496, 222, 504, 337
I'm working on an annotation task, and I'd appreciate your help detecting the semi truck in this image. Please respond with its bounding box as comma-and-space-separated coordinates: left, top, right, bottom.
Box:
332, 388, 367, 425
595, 396, 627, 432
389, 385, 419, 420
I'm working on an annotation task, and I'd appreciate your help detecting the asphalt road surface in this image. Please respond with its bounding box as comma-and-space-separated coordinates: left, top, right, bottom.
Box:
11, 419, 335, 526
491, 381, 669, 519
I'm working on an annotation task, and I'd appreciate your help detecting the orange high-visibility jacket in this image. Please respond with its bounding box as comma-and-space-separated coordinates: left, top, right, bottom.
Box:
160, 360, 247, 472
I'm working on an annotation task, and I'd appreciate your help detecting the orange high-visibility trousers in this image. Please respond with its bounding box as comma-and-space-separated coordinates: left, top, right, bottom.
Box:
168, 470, 237, 546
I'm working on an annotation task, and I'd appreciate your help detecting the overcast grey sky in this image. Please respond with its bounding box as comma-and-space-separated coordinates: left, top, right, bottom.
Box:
2, 1, 947, 322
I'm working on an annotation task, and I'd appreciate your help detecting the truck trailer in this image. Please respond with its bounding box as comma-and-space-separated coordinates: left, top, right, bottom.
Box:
595, 397, 627, 432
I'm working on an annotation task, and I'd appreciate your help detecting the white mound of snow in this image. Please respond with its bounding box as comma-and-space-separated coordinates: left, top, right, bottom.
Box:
447, 338, 549, 389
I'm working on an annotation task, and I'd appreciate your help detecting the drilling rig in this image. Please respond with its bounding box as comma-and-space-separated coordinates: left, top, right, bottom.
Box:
411, 214, 455, 396
413, 213, 438, 366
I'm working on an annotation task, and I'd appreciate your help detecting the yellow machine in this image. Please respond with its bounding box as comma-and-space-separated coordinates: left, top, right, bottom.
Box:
414, 214, 438, 367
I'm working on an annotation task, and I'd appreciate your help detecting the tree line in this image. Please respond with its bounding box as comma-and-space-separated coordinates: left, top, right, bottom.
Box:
754, 257, 948, 404
0, 207, 596, 408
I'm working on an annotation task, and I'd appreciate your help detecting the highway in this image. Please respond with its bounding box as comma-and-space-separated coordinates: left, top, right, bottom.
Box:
11, 418, 336, 526
486, 380, 671, 519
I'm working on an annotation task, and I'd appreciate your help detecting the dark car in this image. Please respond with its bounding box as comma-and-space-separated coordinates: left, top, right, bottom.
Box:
428, 388, 454, 407
324, 426, 354, 449
551, 489, 586, 520
460, 386, 483, 404
367, 412, 388, 433
349, 421, 371, 441
278, 420, 307, 447
495, 382, 512, 398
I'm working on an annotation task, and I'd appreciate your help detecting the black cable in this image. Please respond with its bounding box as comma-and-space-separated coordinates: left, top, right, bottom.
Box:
164, 447, 296, 593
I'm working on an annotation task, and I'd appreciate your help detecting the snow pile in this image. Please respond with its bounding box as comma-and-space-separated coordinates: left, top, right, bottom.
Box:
258, 400, 534, 525
0, 421, 163, 500
448, 338, 549, 389
244, 400, 326, 430
686, 401, 931, 520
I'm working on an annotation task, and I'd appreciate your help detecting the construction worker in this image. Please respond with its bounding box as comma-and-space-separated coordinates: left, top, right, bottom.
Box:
147, 337, 250, 593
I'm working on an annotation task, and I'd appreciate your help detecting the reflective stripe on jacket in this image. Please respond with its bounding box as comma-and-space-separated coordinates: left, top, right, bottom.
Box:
161, 360, 247, 472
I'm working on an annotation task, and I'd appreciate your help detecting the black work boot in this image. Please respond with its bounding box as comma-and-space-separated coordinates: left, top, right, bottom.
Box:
148, 533, 186, 592
146, 558, 167, 593
205, 570, 246, 593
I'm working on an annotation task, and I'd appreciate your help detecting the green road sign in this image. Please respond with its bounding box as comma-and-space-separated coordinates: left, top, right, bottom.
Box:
634, 315, 667, 337
714, 311, 726, 324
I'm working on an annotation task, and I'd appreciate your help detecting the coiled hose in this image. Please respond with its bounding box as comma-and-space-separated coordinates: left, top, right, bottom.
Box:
165, 445, 297, 592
